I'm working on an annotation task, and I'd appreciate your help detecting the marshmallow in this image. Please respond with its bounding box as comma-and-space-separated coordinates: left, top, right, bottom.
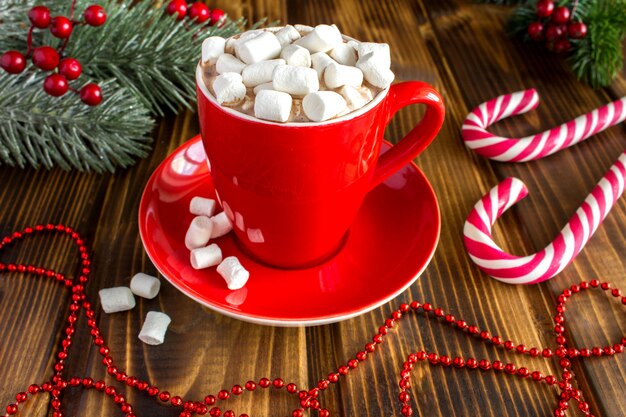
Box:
329, 43, 357, 66
130, 273, 161, 299
236, 32, 282, 64
217, 256, 250, 290
352, 42, 391, 67
138, 311, 171, 346
242, 59, 285, 87
216, 53, 246, 74
339, 85, 372, 110
254, 90, 293, 122
201, 37, 226, 64
190, 243, 223, 269
253, 82, 274, 95
189, 196, 216, 217
311, 52, 336, 79
280, 44, 311, 67
294, 24, 314, 33
185, 216, 213, 250
210, 211, 233, 238
212, 72, 246, 105
295, 24, 343, 53
273, 65, 319, 96
226, 30, 261, 54
99, 287, 136, 313
356, 52, 395, 89
275, 25, 301, 46
324, 62, 363, 89
302, 91, 347, 122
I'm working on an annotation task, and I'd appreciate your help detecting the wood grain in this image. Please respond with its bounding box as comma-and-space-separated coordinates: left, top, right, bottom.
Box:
0, 1, 625, 416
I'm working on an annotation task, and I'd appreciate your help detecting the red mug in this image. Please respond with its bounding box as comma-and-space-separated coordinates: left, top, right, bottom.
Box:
196, 64, 444, 268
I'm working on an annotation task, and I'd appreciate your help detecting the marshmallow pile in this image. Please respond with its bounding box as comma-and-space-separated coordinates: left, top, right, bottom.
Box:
201, 24, 394, 123
185, 196, 250, 291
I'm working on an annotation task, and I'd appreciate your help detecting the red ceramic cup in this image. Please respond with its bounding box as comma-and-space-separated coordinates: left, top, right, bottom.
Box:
196, 63, 444, 268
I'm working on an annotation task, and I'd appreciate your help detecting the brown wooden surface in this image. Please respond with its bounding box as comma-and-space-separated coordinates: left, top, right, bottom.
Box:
1, 1, 625, 416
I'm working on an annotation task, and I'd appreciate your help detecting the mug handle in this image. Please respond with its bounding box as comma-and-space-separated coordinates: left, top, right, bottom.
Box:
369, 81, 445, 189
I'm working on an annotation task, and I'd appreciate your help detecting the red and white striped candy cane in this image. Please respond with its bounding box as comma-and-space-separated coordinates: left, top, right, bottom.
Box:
462, 89, 626, 162
464, 153, 626, 284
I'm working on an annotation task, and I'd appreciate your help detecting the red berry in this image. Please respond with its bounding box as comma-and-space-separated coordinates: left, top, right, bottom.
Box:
188, 2, 210, 23
545, 24, 564, 41
536, 0, 554, 17
32, 46, 60, 70
28, 6, 51, 29
84, 5, 107, 27
527, 22, 544, 40
209, 8, 225, 26
1, 51, 27, 74
80, 83, 103, 106
552, 6, 570, 24
50, 16, 73, 38
554, 38, 571, 54
568, 21, 587, 39
43, 74, 69, 97
58, 58, 82, 80
166, 0, 188, 20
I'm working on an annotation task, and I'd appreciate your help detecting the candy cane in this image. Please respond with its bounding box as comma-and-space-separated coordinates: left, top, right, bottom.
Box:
463, 153, 626, 284
461, 89, 626, 162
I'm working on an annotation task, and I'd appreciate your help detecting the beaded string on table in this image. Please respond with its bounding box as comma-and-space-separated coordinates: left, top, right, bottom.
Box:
0, 224, 624, 417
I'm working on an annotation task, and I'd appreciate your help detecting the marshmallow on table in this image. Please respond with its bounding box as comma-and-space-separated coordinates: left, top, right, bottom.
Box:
212, 72, 246, 105
254, 90, 293, 123
185, 215, 213, 250
329, 43, 357, 66
190, 243, 223, 269
201, 36, 226, 64
253, 82, 274, 94
217, 256, 250, 290
339, 85, 372, 110
138, 311, 171, 346
275, 25, 301, 47
99, 287, 136, 313
273, 65, 319, 96
236, 32, 282, 64
280, 44, 311, 67
210, 211, 233, 238
311, 52, 336, 79
295, 24, 343, 53
350, 41, 391, 68
242, 59, 285, 87
189, 196, 216, 217
302, 91, 347, 122
356, 52, 395, 89
324, 62, 363, 89
130, 273, 161, 299
216, 54, 246, 75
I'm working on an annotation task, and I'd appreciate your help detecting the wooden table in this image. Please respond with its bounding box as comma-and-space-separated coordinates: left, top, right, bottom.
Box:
1, 1, 625, 416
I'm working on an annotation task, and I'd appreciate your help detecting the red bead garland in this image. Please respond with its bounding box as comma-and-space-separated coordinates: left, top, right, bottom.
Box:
0, 224, 624, 417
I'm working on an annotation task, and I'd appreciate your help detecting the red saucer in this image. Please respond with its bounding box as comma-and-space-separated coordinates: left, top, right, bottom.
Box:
138, 135, 440, 326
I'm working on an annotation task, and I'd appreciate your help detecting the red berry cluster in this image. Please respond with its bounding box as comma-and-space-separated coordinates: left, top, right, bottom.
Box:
527, 0, 588, 54
0, 2, 106, 106
166, 1, 225, 27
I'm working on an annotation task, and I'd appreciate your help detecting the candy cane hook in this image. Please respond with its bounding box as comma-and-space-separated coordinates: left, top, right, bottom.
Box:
463, 153, 626, 285
462, 89, 626, 162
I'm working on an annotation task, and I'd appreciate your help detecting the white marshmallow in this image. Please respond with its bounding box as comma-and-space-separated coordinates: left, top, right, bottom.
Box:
210, 211, 233, 238
99, 287, 136, 314
356, 52, 395, 89
254, 90, 293, 123
302, 91, 347, 122
242, 59, 285, 87
280, 44, 311, 67
294, 24, 314, 33
253, 82, 274, 94
352, 42, 391, 67
329, 43, 357, 66
311, 52, 336, 79
217, 256, 250, 290
324, 63, 363, 89
237, 32, 282, 64
275, 25, 301, 46
201, 37, 226, 64
212, 72, 246, 105
185, 216, 213, 250
216, 54, 246, 74
189, 196, 216, 217
226, 30, 262, 54
138, 311, 171, 346
190, 243, 223, 269
295, 24, 343, 53
273, 65, 319, 96
130, 273, 161, 299
339, 85, 372, 110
